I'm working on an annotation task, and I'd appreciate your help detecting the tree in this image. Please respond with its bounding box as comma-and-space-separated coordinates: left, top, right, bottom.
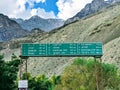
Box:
55, 58, 120, 90
0, 55, 20, 90
0, 55, 6, 90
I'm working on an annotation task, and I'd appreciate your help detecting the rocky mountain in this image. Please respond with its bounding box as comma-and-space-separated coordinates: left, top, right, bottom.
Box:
65, 0, 120, 24
13, 16, 64, 31
12, 18, 24, 24
0, 14, 28, 42
0, 2, 120, 77
105, 0, 120, 3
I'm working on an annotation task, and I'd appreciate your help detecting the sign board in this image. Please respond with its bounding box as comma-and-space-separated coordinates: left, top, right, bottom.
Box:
21, 43, 102, 57
18, 80, 28, 88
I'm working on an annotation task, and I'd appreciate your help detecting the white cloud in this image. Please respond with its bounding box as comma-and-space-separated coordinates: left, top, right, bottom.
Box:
0, 0, 93, 20
56, 0, 93, 20
0, 0, 29, 19
37, 8, 56, 19
36, 0, 46, 3
26, 0, 46, 8
14, 10, 32, 19
0, 0, 18, 16
0, 0, 55, 19
31, 9, 38, 16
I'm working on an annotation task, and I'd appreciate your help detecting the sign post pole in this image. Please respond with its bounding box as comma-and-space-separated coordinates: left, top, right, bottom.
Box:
94, 57, 104, 90
94, 57, 99, 90
19, 56, 29, 90
26, 58, 28, 80
19, 58, 22, 80
99, 58, 104, 90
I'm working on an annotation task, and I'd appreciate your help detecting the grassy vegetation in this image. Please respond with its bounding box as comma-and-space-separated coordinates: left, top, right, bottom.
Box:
0, 55, 120, 90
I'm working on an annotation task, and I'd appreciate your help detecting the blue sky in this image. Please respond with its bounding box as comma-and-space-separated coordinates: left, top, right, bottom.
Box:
32, 0, 59, 15
0, 0, 93, 20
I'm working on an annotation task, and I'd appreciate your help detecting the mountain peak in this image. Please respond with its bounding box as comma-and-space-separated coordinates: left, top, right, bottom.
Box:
0, 13, 9, 20
31, 15, 40, 18
65, 0, 120, 24
0, 13, 6, 16
105, 0, 120, 3
30, 15, 44, 20
0, 14, 28, 41
14, 16, 64, 31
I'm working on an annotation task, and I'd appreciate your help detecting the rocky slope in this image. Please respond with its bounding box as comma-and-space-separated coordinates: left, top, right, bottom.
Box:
13, 16, 64, 31
65, 0, 120, 24
0, 3, 120, 77
0, 14, 28, 42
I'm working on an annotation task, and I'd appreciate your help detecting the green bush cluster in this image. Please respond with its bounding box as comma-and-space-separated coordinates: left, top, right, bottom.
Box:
17, 73, 60, 90
55, 58, 120, 90
0, 54, 60, 90
0, 54, 20, 90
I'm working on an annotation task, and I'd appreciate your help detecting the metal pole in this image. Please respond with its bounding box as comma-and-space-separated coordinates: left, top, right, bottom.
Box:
100, 58, 104, 90
26, 59, 27, 80
25, 58, 28, 90
94, 57, 99, 90
20, 58, 22, 80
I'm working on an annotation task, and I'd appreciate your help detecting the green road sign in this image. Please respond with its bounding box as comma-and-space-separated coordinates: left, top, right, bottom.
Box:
21, 43, 102, 57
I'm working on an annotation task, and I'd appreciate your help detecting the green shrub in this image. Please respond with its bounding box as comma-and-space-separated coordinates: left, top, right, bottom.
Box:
55, 58, 120, 90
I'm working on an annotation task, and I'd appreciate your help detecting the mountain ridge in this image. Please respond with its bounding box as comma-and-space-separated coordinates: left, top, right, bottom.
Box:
65, 0, 120, 24
0, 14, 28, 42
13, 15, 64, 31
